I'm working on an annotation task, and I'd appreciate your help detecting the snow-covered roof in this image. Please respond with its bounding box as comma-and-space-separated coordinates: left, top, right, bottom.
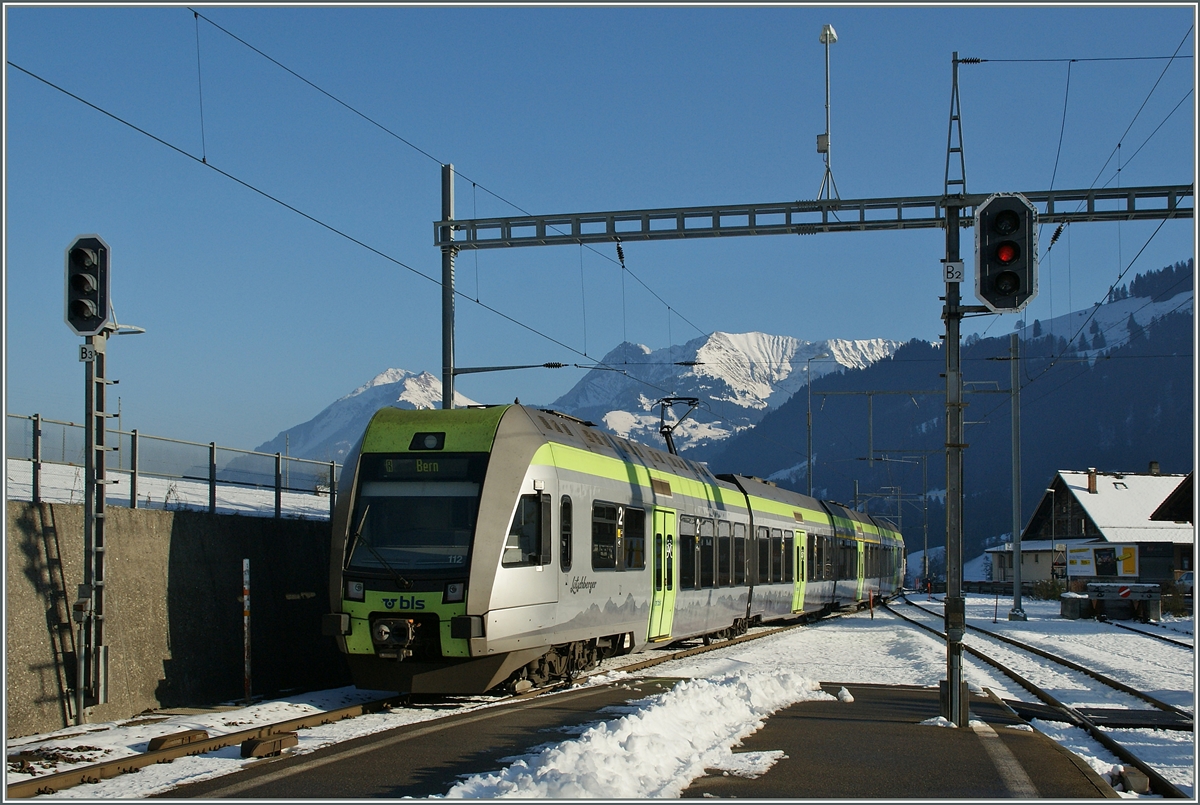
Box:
1059, 470, 1195, 545
985, 538, 1098, 554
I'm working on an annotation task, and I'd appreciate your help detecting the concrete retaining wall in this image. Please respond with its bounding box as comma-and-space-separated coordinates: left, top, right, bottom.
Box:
5, 501, 350, 739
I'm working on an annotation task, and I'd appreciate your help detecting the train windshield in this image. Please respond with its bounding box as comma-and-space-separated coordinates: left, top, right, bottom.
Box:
347, 453, 488, 573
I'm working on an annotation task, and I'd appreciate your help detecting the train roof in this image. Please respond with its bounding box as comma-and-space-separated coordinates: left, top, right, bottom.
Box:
523, 406, 727, 489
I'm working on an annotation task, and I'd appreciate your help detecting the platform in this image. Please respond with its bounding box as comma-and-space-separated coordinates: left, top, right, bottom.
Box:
681, 683, 1121, 799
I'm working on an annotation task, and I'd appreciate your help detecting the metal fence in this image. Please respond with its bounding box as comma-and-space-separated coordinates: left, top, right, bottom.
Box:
6, 413, 340, 520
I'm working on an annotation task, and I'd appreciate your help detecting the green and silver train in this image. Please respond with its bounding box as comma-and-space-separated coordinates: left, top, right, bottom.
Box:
324, 404, 905, 695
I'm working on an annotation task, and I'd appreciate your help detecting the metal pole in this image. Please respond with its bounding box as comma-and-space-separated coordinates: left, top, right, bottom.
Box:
824, 33, 831, 182
807, 362, 815, 497
81, 331, 111, 713
209, 442, 217, 514
923, 453, 929, 587
943, 200, 967, 726
32, 413, 42, 505
329, 460, 337, 521
441, 164, 457, 410
275, 452, 282, 519
243, 558, 252, 705
130, 429, 139, 509
937, 49, 969, 728
1009, 333, 1027, 620
867, 393, 874, 467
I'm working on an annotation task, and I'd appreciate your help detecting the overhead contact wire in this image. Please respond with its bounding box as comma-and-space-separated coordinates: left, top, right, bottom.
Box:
188, 8, 709, 343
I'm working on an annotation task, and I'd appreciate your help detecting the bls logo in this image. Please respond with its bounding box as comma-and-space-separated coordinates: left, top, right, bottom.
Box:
382, 597, 426, 610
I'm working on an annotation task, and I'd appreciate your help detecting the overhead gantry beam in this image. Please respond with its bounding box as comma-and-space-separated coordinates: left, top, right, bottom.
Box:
434, 184, 1193, 250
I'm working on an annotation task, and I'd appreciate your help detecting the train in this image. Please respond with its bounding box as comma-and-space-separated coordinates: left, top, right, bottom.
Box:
323, 404, 905, 695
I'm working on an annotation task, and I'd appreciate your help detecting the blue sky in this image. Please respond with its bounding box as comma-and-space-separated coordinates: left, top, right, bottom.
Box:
4, 5, 1195, 449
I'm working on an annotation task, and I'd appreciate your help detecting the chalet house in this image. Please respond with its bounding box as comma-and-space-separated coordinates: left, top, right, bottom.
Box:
989, 466, 1194, 586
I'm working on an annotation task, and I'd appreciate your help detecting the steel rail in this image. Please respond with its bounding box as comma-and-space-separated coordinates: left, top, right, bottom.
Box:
903, 596, 1192, 718
3, 605, 846, 799
4, 696, 405, 798
886, 599, 1188, 798
1106, 619, 1195, 650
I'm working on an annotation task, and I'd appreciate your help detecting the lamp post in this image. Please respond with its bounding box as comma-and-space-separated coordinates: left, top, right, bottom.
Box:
816, 24, 839, 200
806, 352, 830, 497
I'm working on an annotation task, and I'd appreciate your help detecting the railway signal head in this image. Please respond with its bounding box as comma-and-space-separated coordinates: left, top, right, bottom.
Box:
975, 194, 1038, 313
65, 235, 111, 336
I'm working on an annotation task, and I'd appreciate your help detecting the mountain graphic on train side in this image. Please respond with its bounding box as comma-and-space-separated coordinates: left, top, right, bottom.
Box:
253, 369, 480, 464
548, 332, 903, 453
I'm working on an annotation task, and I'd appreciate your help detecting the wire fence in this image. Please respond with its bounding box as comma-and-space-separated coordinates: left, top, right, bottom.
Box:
6, 413, 340, 520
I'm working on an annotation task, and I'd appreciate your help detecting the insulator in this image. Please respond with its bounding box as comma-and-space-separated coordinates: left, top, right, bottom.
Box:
1049, 223, 1065, 247
959, 57, 983, 64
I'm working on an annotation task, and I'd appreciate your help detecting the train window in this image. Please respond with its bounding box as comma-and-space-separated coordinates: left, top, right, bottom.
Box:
624, 508, 646, 570
666, 535, 674, 591
680, 534, 697, 589
699, 536, 715, 587
503, 495, 542, 567
770, 529, 783, 583
837, 539, 854, 580
560, 496, 573, 572
808, 533, 818, 581
592, 503, 618, 570
698, 518, 715, 587
733, 524, 746, 585
680, 515, 695, 536
757, 527, 770, 584
718, 535, 731, 586
783, 533, 794, 583
654, 534, 663, 592
824, 535, 835, 579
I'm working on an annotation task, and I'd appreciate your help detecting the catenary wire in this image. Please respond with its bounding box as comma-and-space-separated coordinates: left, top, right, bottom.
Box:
186, 8, 710, 344
3, 59, 911, 471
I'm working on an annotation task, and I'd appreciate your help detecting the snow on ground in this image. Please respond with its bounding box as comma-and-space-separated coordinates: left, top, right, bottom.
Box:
5, 596, 1193, 799
6, 458, 332, 519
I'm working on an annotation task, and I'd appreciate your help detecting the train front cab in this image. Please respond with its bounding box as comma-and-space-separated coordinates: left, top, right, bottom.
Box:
325, 405, 564, 694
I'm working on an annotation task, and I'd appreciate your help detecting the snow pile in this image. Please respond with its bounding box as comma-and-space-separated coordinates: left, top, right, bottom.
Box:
444, 670, 832, 798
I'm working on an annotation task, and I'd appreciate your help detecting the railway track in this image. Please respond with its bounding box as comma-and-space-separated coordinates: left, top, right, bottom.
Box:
888, 595, 1192, 798
1105, 618, 1195, 649
5, 613, 822, 799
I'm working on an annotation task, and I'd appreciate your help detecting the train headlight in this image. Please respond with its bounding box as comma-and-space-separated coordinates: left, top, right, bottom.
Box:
346, 580, 365, 601
444, 582, 465, 603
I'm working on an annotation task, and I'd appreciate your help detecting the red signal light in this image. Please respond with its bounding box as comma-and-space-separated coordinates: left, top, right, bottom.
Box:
996, 242, 1019, 265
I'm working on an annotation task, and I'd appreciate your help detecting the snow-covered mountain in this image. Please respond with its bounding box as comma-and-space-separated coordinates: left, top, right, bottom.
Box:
549, 332, 902, 453
1012, 288, 1193, 356
253, 370, 478, 464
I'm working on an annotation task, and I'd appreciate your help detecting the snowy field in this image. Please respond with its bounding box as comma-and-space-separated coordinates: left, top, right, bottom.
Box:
5, 596, 1193, 799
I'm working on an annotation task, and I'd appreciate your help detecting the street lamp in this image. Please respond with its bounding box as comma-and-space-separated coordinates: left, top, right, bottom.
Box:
806, 352, 830, 497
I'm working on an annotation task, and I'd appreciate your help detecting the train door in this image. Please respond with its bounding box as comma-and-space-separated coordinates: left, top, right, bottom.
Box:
648, 509, 677, 641
792, 529, 807, 612
855, 540, 866, 601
